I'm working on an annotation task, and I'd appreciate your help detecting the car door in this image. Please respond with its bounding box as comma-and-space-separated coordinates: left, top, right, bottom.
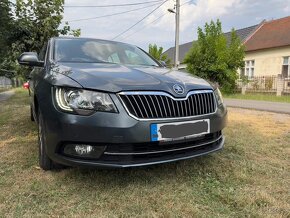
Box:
30, 42, 48, 118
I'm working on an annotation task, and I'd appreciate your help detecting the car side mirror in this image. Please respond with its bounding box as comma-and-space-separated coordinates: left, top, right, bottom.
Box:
18, 52, 44, 67
160, 61, 167, 67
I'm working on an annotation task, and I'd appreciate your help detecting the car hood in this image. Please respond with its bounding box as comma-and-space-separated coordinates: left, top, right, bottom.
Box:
51, 63, 213, 97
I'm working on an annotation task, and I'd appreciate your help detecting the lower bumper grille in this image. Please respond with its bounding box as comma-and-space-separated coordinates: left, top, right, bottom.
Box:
99, 131, 223, 164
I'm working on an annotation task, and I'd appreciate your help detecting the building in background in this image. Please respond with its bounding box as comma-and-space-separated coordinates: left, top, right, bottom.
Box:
164, 16, 290, 79
243, 16, 290, 78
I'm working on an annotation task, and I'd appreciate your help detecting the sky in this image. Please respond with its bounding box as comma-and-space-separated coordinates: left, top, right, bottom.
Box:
61, 0, 290, 51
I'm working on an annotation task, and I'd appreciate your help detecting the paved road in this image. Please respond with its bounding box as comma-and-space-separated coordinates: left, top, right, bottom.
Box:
0, 90, 15, 102
224, 98, 290, 114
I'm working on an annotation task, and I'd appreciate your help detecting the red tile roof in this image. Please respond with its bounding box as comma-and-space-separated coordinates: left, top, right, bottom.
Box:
245, 16, 290, 51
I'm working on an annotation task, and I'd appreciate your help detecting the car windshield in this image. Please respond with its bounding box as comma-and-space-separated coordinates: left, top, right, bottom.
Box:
54, 38, 159, 67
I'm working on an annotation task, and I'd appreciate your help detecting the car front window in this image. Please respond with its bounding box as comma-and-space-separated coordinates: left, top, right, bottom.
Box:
54, 38, 159, 67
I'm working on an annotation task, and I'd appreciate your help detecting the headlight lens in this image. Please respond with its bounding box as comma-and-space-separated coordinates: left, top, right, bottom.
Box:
214, 88, 223, 105
55, 87, 118, 115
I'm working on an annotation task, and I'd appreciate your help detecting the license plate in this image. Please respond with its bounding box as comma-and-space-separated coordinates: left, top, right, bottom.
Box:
150, 119, 210, 142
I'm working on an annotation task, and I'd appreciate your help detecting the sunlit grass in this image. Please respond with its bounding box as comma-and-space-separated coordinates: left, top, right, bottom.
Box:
0, 89, 289, 217
225, 93, 290, 103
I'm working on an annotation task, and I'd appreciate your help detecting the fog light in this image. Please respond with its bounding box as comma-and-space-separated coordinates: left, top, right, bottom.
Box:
75, 145, 93, 155
63, 144, 106, 159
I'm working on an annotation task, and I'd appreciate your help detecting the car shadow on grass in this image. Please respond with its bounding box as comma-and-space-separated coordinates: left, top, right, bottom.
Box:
54, 153, 227, 189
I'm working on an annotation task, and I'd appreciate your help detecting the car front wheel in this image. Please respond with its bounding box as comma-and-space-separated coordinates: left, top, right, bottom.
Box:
30, 105, 35, 122
38, 110, 62, 170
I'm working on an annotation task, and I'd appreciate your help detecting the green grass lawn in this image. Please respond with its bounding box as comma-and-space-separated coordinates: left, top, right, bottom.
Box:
0, 89, 290, 217
225, 93, 290, 103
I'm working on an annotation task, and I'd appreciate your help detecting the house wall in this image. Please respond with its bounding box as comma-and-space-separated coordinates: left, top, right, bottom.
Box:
241, 45, 290, 76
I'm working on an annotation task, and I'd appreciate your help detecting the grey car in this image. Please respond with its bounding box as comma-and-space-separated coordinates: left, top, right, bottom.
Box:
18, 37, 227, 170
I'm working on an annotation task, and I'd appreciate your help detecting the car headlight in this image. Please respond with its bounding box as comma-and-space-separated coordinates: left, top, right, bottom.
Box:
55, 87, 118, 115
214, 88, 223, 105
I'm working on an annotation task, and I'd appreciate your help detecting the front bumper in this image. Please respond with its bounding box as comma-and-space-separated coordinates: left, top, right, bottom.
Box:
39, 92, 227, 168
54, 133, 225, 168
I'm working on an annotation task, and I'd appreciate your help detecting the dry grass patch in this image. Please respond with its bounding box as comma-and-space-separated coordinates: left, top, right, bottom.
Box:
0, 89, 289, 217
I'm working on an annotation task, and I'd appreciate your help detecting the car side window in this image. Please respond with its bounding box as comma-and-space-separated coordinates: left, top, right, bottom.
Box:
108, 53, 121, 64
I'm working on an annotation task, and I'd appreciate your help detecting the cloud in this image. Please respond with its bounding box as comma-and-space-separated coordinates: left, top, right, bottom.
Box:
149, 0, 242, 32
62, 0, 290, 50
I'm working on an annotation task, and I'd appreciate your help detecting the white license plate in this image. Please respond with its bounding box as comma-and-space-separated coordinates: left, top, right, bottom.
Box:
150, 119, 210, 142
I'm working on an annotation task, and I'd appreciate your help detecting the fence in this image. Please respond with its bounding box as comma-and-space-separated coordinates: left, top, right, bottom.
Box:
0, 77, 25, 89
0, 76, 12, 88
284, 78, 290, 94
236, 75, 290, 96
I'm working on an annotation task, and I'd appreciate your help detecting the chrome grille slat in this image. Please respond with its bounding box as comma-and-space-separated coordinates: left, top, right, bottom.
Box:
154, 95, 163, 117
201, 94, 205, 114
176, 100, 180, 117
119, 90, 216, 120
206, 93, 211, 114
137, 95, 149, 118
148, 95, 158, 117
197, 94, 201, 115
187, 98, 191, 116
206, 93, 211, 113
159, 95, 168, 117
210, 93, 215, 112
124, 95, 138, 116
179, 101, 183, 116
165, 96, 172, 117
204, 93, 208, 114
184, 100, 188, 117
170, 98, 176, 117
187, 97, 191, 116
193, 95, 197, 115
131, 95, 144, 118
190, 95, 195, 116
143, 95, 153, 117
210, 93, 214, 112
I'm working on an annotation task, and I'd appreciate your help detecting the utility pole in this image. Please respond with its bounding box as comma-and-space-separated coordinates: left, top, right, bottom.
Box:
174, 0, 180, 68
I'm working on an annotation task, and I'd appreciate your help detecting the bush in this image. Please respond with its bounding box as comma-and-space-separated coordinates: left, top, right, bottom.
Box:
184, 20, 245, 94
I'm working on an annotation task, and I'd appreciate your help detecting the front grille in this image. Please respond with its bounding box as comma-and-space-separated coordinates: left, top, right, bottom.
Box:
119, 91, 216, 119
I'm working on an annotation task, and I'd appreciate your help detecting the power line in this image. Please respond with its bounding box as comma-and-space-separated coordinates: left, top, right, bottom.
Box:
66, 2, 162, 22
112, 0, 168, 40
123, 13, 168, 39
122, 0, 195, 39
181, 0, 196, 6
64, 0, 163, 8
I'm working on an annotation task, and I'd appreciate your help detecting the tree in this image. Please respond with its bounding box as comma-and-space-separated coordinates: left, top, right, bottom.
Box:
149, 44, 171, 66
184, 20, 245, 93
0, 0, 81, 79
0, 0, 13, 65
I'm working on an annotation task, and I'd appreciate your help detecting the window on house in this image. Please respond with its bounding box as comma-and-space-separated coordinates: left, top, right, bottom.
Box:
282, 56, 290, 78
241, 60, 255, 78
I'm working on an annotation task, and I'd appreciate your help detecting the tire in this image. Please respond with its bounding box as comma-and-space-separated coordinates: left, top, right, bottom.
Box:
38, 110, 57, 171
30, 106, 35, 122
